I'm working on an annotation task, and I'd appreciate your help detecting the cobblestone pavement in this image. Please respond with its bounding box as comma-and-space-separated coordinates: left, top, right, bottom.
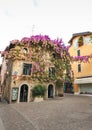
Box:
0, 95, 92, 130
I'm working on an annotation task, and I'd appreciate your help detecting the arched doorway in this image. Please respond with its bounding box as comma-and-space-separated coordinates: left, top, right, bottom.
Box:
48, 84, 53, 98
20, 84, 28, 102
64, 82, 73, 93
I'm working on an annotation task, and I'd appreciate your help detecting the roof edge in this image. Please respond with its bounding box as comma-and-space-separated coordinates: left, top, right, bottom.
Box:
68, 31, 92, 44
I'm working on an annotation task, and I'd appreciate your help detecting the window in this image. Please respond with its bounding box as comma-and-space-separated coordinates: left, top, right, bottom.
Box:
77, 50, 80, 56
52, 53, 56, 58
23, 48, 28, 54
74, 42, 78, 49
78, 64, 81, 72
84, 37, 90, 44
23, 63, 32, 75
49, 67, 55, 77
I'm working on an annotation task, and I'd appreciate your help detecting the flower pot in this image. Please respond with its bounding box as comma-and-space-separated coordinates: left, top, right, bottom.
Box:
78, 42, 83, 47
34, 96, 43, 102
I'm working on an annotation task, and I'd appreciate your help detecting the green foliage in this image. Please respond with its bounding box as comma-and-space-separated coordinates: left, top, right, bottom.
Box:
90, 35, 92, 39
90, 35, 92, 43
32, 84, 46, 97
78, 36, 83, 47
5, 35, 72, 83
78, 36, 83, 43
55, 79, 63, 88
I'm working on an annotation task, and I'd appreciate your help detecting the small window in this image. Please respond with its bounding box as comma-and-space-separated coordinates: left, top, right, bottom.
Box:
78, 64, 81, 72
77, 50, 80, 56
74, 42, 78, 49
23, 63, 32, 75
23, 48, 28, 54
49, 67, 55, 77
52, 53, 56, 58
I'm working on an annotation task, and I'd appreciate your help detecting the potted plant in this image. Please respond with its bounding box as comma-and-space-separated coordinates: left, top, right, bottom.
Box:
78, 36, 83, 47
32, 84, 46, 102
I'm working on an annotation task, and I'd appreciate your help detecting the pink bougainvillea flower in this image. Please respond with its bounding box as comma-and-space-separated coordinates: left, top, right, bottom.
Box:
10, 39, 20, 44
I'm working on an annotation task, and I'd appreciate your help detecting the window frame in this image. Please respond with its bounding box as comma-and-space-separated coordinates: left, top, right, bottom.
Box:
22, 63, 32, 75
78, 64, 81, 72
77, 50, 80, 56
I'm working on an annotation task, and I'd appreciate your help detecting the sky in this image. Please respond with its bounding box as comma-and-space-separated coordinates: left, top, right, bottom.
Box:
0, 0, 92, 62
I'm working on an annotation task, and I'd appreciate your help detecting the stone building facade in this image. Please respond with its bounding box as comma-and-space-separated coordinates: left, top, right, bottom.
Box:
1, 35, 71, 103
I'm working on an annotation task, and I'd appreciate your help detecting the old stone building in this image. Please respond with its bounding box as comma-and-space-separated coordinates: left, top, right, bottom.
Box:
1, 35, 71, 103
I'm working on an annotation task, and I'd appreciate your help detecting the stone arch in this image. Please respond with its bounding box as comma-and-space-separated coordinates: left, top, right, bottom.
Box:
20, 84, 28, 102
48, 84, 54, 98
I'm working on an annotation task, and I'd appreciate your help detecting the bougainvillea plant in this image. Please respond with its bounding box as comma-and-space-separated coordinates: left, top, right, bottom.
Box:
0, 34, 92, 83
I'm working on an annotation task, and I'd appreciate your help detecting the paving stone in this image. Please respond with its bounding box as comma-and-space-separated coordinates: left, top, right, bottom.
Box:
0, 95, 92, 130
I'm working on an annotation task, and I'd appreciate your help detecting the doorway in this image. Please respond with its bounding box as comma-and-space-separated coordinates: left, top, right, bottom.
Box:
64, 83, 73, 93
48, 84, 53, 98
20, 84, 28, 102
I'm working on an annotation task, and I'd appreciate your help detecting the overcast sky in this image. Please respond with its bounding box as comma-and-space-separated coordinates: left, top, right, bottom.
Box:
0, 0, 92, 62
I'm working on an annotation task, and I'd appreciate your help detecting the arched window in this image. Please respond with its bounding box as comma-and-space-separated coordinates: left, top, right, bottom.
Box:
23, 48, 28, 54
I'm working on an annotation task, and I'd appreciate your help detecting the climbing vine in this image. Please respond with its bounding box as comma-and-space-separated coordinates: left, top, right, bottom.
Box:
1, 34, 92, 83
